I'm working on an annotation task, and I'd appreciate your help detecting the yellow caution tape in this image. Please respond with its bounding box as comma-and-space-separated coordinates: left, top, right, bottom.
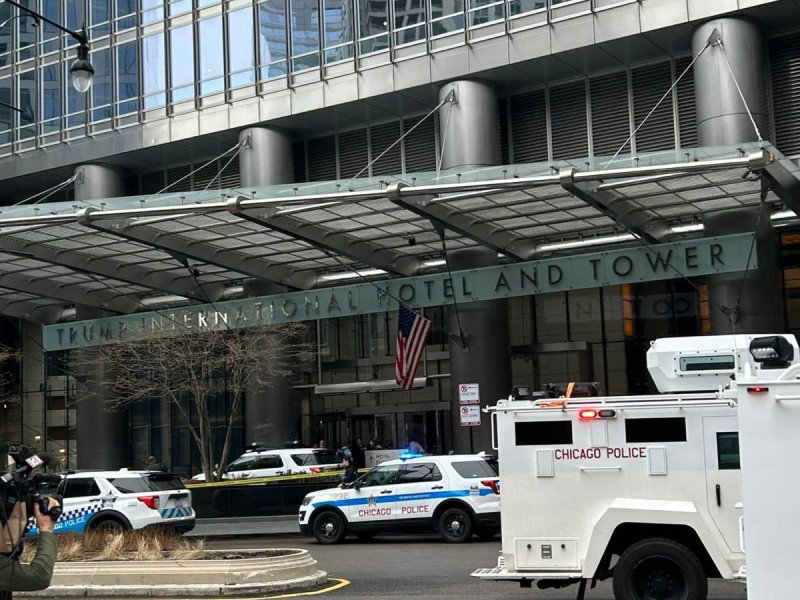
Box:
185, 469, 368, 489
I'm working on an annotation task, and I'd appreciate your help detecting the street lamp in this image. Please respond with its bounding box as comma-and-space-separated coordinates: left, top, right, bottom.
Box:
2, 0, 93, 92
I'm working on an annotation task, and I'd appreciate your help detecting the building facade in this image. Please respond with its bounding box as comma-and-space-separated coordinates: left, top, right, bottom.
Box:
1, 0, 800, 476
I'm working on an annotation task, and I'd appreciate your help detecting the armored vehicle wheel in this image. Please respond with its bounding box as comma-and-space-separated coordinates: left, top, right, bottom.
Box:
438, 507, 473, 543
312, 510, 346, 544
612, 538, 707, 600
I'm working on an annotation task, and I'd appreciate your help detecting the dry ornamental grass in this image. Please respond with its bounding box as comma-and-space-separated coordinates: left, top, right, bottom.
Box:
21, 529, 206, 562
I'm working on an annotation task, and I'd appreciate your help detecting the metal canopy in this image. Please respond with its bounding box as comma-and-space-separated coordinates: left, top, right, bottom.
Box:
0, 143, 796, 324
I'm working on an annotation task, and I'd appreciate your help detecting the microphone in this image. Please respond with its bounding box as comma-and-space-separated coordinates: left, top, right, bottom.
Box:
0, 452, 52, 484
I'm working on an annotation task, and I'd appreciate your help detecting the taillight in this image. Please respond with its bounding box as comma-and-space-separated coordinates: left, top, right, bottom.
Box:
309, 467, 321, 473
138, 495, 160, 510
481, 480, 500, 494
579, 409, 597, 420
747, 386, 769, 393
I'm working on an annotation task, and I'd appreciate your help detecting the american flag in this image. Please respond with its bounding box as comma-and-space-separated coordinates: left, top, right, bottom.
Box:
395, 305, 432, 390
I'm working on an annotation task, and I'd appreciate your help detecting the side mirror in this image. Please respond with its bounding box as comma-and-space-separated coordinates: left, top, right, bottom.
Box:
353, 480, 361, 491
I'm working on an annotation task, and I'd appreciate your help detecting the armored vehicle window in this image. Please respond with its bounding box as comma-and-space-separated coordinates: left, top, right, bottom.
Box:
625, 417, 687, 443
63, 478, 101, 498
515, 421, 573, 445
679, 355, 735, 371
717, 432, 740, 470
398, 462, 442, 484
451, 460, 498, 478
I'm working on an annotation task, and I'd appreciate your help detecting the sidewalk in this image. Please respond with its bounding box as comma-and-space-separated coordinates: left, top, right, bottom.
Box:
188, 515, 301, 538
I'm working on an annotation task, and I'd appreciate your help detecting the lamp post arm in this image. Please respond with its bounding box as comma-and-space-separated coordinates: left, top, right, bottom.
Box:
0, 100, 22, 113
2, 0, 87, 43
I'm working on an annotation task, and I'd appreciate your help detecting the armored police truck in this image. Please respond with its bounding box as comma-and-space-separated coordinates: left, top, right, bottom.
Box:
472, 334, 799, 600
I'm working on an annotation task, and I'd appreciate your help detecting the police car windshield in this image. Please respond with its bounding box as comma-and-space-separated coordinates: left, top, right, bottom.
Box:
291, 451, 338, 466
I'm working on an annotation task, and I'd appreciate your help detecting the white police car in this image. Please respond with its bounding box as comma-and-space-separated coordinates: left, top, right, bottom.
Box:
298, 454, 500, 544
191, 448, 341, 481
29, 470, 195, 535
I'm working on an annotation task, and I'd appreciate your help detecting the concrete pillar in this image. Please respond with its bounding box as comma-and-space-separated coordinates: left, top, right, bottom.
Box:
74, 164, 125, 201
692, 18, 768, 146
693, 19, 782, 334
438, 80, 500, 170
238, 128, 293, 188
704, 205, 784, 334
21, 321, 45, 452
238, 130, 299, 447
73, 164, 128, 469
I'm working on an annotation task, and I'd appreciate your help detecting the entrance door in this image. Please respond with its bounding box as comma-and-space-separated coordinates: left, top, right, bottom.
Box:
702, 415, 743, 554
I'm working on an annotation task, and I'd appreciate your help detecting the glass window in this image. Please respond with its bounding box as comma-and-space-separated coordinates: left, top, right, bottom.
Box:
0, 77, 12, 145
227, 455, 257, 471
17, 69, 35, 140
170, 25, 195, 103
147, 474, 185, 490
291, 450, 339, 466
451, 460, 498, 478
0, 3, 11, 67
116, 41, 139, 115
199, 16, 224, 95
468, 0, 503, 26
169, 0, 191, 16
40, 0, 60, 54
65, 0, 86, 45
91, 47, 112, 121
507, 0, 545, 16
142, 0, 163, 25
679, 355, 735, 372
40, 64, 60, 135
290, 0, 320, 71
258, 0, 288, 79
393, 0, 425, 45
323, 0, 353, 63
253, 455, 283, 469
65, 65, 86, 128
357, 0, 388, 54
359, 464, 401, 487
625, 417, 687, 443
515, 421, 573, 446
228, 8, 255, 87
62, 478, 101, 498
116, 0, 136, 30
430, 0, 464, 37
142, 32, 166, 108
91, 0, 111, 38
717, 432, 740, 470
108, 477, 151, 493
398, 462, 442, 483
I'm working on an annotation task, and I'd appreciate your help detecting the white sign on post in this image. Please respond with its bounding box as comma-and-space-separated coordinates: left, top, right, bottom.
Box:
460, 405, 481, 427
458, 383, 480, 405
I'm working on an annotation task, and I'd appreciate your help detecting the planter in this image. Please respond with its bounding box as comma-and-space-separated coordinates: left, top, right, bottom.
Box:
18, 549, 327, 599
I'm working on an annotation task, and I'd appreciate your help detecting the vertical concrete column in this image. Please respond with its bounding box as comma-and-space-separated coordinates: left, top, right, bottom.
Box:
447, 248, 511, 454
73, 164, 128, 469
21, 321, 45, 451
693, 19, 782, 334
692, 18, 769, 146
438, 80, 500, 170
238, 128, 294, 188
239, 127, 299, 447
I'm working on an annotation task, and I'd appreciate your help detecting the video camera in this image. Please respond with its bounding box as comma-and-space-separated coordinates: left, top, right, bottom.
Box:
0, 444, 63, 556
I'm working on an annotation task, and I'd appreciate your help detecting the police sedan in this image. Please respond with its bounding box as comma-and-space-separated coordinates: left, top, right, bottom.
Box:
298, 454, 500, 544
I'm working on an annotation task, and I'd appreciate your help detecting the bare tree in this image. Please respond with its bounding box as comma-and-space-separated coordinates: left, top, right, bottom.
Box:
73, 322, 311, 481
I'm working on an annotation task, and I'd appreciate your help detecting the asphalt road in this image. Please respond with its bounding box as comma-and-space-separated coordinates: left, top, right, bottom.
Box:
207, 535, 748, 599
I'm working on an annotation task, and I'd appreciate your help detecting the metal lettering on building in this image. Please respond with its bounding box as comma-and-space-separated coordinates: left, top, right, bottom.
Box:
42, 233, 756, 351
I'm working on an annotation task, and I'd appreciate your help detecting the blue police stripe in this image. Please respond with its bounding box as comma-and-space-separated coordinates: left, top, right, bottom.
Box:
311, 488, 494, 509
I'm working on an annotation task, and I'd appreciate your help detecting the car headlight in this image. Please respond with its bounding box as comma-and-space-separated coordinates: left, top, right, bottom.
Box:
301, 496, 311, 506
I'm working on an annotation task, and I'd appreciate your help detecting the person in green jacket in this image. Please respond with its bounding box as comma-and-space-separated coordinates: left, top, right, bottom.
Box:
0, 497, 60, 595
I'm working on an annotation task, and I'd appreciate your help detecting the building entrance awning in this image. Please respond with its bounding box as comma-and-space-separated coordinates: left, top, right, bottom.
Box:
1, 142, 798, 325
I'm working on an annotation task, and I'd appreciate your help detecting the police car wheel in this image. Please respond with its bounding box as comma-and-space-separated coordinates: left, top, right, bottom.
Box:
438, 507, 473, 543
92, 518, 126, 533
313, 511, 346, 544
612, 538, 707, 600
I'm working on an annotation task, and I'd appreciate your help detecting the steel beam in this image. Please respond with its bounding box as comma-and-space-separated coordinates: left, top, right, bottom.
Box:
0, 233, 226, 302
228, 199, 421, 277
387, 187, 538, 261
558, 168, 671, 244
763, 158, 800, 217
84, 216, 319, 290
0, 295, 65, 323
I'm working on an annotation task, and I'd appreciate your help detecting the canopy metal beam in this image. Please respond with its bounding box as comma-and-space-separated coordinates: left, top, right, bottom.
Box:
83, 216, 319, 290
228, 201, 421, 277
0, 296, 65, 323
0, 233, 227, 302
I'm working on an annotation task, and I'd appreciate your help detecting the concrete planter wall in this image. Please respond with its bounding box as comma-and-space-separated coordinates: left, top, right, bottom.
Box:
18, 549, 327, 598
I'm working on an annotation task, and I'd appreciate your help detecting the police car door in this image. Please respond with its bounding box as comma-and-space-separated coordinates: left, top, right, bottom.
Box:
58, 477, 103, 534
395, 461, 444, 522
702, 415, 743, 554
347, 464, 400, 524
249, 454, 285, 478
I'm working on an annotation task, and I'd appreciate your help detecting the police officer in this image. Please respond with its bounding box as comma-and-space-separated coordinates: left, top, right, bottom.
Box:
0, 497, 61, 596
145, 456, 168, 472
338, 456, 358, 488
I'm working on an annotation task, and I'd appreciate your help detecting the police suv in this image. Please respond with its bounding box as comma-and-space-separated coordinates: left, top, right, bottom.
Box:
30, 470, 195, 535
299, 454, 500, 544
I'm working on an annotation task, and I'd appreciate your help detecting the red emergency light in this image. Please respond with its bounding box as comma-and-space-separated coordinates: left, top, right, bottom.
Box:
579, 409, 598, 420
746, 386, 769, 394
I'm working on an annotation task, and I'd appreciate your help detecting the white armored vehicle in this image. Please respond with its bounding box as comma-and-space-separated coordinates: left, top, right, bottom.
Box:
472, 334, 799, 600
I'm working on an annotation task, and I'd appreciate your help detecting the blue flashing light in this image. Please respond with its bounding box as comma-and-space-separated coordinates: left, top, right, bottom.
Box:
399, 452, 424, 460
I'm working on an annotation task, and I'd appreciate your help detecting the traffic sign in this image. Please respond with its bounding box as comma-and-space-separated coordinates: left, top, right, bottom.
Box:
460, 405, 481, 426
458, 383, 480, 404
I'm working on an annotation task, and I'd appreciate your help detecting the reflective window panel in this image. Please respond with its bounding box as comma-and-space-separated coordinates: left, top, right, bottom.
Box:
323, 0, 353, 64
17, 0, 36, 61
358, 0, 388, 54
91, 47, 112, 121
258, 0, 288, 79
0, 77, 12, 145
170, 25, 195, 103
17, 69, 35, 140
91, 0, 111, 38
0, 3, 10, 67
142, 0, 164, 25
142, 32, 166, 109
40, 64, 61, 135
228, 7, 256, 87
66, 63, 87, 128
40, 0, 61, 54
507, 0, 545, 15
116, 0, 137, 30
290, 0, 320, 71
393, 0, 425, 45
117, 40, 139, 115
199, 16, 224, 95
430, 0, 464, 37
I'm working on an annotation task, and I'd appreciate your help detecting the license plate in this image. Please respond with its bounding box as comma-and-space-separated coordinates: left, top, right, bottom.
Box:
173, 499, 185, 508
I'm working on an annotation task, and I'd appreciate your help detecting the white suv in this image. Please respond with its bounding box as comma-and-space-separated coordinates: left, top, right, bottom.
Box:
191, 448, 341, 481
299, 455, 500, 544
30, 470, 195, 535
